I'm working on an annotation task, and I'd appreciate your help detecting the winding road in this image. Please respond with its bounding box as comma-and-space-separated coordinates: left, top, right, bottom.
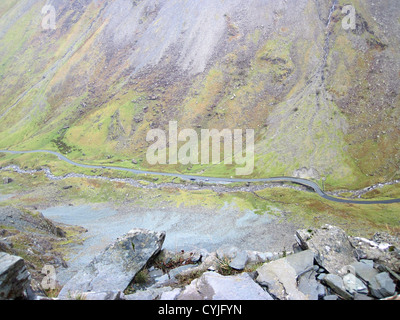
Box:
1, 149, 400, 205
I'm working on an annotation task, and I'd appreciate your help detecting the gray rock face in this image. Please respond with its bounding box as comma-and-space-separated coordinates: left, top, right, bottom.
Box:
350, 261, 379, 284
369, 272, 397, 299
298, 270, 325, 300
82, 291, 124, 300
256, 250, 315, 300
253, 252, 275, 264
296, 225, 357, 275
0, 206, 66, 237
229, 251, 249, 271
342, 273, 368, 295
216, 246, 239, 260
0, 252, 31, 300
285, 249, 315, 274
324, 295, 339, 301
58, 229, 165, 299
178, 272, 273, 300
350, 236, 400, 273
217, 246, 280, 271
125, 287, 174, 301
153, 264, 198, 288
160, 288, 182, 301
322, 274, 353, 300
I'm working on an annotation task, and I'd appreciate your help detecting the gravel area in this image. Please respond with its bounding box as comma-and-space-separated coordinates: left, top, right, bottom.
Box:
41, 203, 299, 285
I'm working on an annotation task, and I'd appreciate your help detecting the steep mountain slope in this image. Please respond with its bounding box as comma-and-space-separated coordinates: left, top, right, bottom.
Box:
0, 0, 399, 190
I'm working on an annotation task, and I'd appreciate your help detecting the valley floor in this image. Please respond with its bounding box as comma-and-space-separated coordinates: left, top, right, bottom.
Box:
1, 157, 400, 288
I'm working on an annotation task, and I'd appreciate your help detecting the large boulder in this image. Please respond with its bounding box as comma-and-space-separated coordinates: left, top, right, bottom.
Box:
0, 252, 31, 300
296, 225, 357, 275
177, 272, 273, 300
58, 229, 165, 299
369, 272, 397, 299
256, 250, 315, 300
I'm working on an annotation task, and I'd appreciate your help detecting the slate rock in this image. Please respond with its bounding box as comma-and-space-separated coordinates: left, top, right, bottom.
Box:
297, 270, 325, 300
323, 295, 339, 301
83, 291, 124, 300
178, 272, 273, 300
350, 261, 379, 284
216, 246, 239, 260
350, 236, 400, 273
58, 229, 165, 299
285, 249, 315, 274
369, 272, 396, 299
160, 288, 182, 300
0, 252, 31, 300
245, 251, 275, 266
342, 273, 368, 295
256, 250, 315, 300
125, 287, 174, 301
229, 251, 249, 271
154, 264, 198, 288
296, 225, 357, 275
354, 293, 374, 301
322, 274, 353, 300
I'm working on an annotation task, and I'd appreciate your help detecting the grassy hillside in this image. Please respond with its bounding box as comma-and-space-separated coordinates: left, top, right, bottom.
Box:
0, 0, 399, 192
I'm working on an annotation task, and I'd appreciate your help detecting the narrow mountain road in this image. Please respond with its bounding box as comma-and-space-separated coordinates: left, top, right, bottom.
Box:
1, 149, 400, 205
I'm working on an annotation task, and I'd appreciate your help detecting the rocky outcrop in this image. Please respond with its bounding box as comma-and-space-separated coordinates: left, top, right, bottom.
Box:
1, 223, 398, 300
0, 206, 82, 285
177, 272, 273, 301
55, 224, 399, 300
295, 225, 358, 275
0, 206, 66, 238
369, 272, 397, 299
216, 245, 288, 271
350, 234, 400, 273
58, 229, 165, 299
145, 225, 398, 301
256, 250, 319, 300
0, 252, 31, 300
321, 274, 353, 300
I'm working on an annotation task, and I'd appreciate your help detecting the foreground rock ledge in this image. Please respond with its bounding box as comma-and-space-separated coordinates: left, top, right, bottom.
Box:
58, 229, 165, 299
0, 252, 31, 300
